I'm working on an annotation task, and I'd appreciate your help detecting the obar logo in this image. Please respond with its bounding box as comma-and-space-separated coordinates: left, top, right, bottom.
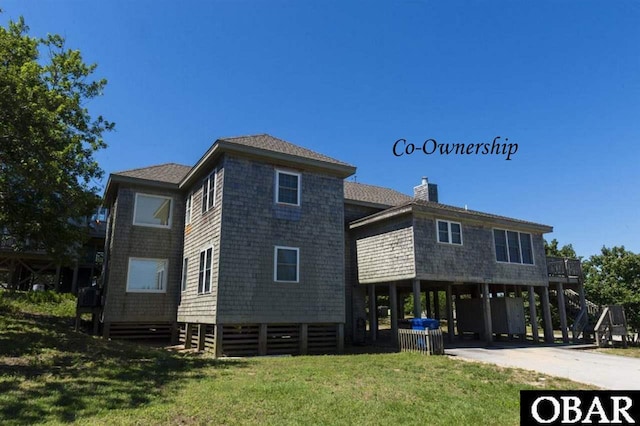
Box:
521, 391, 640, 425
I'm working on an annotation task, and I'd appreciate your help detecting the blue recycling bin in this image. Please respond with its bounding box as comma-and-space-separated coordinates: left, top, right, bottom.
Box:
410, 318, 440, 350
410, 318, 440, 330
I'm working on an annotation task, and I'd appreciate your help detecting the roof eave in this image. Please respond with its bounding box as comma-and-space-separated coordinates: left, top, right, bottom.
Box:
344, 198, 396, 210
103, 175, 180, 204
349, 202, 553, 234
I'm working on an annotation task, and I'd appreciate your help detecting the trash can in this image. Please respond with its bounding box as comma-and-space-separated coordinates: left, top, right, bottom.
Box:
410, 318, 440, 330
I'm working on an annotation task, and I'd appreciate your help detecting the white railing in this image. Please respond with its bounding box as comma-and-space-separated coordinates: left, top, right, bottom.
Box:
398, 329, 444, 355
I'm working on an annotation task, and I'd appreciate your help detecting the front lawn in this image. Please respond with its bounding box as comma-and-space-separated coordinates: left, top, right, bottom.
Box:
0, 291, 589, 425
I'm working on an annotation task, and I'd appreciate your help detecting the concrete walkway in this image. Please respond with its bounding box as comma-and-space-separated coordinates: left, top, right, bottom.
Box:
446, 344, 640, 390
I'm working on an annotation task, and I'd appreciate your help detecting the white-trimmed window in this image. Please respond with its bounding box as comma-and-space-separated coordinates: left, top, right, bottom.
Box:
126, 258, 167, 293
494, 229, 534, 264
201, 171, 217, 214
181, 257, 188, 292
133, 193, 172, 228
275, 170, 301, 206
185, 193, 192, 225
436, 220, 462, 245
198, 246, 213, 294
274, 246, 299, 282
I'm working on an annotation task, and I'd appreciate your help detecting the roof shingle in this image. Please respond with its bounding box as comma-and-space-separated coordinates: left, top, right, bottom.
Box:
220, 134, 354, 168
114, 163, 192, 185
343, 181, 412, 207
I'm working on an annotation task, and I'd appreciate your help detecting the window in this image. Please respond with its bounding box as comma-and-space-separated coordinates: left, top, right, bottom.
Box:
133, 194, 172, 228
275, 170, 301, 206
201, 171, 216, 214
185, 193, 192, 225
126, 258, 167, 293
198, 247, 213, 293
493, 229, 534, 264
436, 220, 462, 245
274, 246, 299, 282
181, 258, 188, 292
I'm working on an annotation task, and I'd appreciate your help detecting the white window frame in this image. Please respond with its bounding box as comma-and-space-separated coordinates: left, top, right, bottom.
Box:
274, 246, 300, 283
198, 246, 214, 294
493, 228, 535, 265
202, 171, 217, 214
275, 169, 301, 206
436, 219, 463, 245
132, 193, 173, 229
181, 257, 188, 292
126, 257, 168, 293
185, 193, 192, 225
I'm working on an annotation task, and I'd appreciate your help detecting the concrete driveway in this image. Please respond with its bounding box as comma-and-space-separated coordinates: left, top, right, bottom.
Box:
446, 344, 640, 390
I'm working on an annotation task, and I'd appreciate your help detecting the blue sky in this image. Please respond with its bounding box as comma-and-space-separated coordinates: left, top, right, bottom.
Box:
3, 1, 639, 258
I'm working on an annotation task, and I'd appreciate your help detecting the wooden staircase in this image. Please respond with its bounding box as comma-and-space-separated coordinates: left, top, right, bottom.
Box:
594, 305, 629, 347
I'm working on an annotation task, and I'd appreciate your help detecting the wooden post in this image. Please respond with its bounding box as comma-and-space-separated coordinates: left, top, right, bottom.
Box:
433, 290, 440, 320
259, 323, 268, 355
54, 264, 62, 292
515, 285, 522, 298
446, 284, 454, 342
556, 282, 569, 343
93, 310, 100, 335
103, 321, 111, 339
197, 324, 206, 351
71, 264, 79, 295
425, 290, 432, 318
397, 292, 405, 320
368, 284, 377, 342
528, 286, 539, 343
184, 323, 194, 349
482, 283, 493, 344
213, 324, 223, 358
413, 279, 421, 318
540, 287, 554, 343
337, 323, 344, 354
299, 324, 307, 355
389, 282, 398, 346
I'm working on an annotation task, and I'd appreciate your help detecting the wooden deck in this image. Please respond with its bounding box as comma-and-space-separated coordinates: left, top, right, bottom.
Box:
547, 257, 582, 284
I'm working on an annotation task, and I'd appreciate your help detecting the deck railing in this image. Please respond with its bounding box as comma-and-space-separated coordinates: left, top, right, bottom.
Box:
547, 257, 583, 278
398, 329, 444, 355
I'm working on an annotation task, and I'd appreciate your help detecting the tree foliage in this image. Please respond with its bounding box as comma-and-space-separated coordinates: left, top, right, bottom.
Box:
0, 16, 113, 263
544, 238, 578, 259
584, 246, 640, 332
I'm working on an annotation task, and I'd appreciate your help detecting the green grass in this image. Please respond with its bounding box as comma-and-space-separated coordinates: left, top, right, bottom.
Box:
0, 290, 590, 426
593, 346, 640, 359
0, 290, 76, 317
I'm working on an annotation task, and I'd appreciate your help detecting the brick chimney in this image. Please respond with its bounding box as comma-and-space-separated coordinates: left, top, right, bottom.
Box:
413, 177, 438, 203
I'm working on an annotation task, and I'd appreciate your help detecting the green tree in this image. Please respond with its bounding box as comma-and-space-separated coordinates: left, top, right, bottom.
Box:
584, 246, 640, 332
544, 238, 578, 259
0, 16, 113, 263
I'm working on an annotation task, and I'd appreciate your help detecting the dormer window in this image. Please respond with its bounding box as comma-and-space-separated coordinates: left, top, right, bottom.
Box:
275, 170, 301, 206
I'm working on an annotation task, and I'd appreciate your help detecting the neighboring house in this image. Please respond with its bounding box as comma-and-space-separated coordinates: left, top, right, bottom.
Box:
99, 134, 586, 355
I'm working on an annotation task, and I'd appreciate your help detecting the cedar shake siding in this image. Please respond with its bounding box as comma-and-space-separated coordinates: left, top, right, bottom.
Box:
215, 155, 346, 324
349, 201, 552, 287
412, 215, 548, 286
176, 161, 225, 324
102, 184, 185, 323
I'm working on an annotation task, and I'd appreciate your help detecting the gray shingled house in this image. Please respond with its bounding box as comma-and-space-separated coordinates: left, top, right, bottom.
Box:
100, 134, 587, 355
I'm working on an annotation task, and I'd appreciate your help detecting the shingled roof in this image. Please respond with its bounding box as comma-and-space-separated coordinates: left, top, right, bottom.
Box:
113, 163, 192, 184
181, 134, 356, 187
219, 134, 353, 168
350, 198, 552, 233
344, 181, 412, 207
